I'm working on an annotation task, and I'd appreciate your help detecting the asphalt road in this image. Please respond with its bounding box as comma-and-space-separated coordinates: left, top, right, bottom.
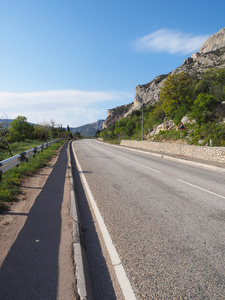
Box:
72, 139, 225, 299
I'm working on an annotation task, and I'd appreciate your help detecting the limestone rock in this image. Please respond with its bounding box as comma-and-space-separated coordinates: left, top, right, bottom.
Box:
149, 120, 175, 136
181, 116, 196, 124
103, 28, 225, 129
123, 75, 168, 118
102, 103, 132, 129
199, 27, 225, 53
198, 139, 204, 145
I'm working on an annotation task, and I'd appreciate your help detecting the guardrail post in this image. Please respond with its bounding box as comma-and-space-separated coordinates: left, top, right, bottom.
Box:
33, 147, 37, 158
20, 152, 28, 163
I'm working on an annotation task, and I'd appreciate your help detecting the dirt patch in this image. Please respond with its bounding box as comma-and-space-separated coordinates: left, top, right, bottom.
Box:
0, 156, 57, 266
0, 147, 78, 299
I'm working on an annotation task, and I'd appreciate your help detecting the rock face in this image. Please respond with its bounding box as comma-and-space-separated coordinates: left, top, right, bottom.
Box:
102, 103, 132, 129
103, 28, 225, 128
199, 27, 225, 53
103, 75, 168, 128
124, 75, 168, 118
149, 120, 175, 137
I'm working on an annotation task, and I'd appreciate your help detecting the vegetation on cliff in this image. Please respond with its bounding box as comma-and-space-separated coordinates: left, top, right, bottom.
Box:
98, 68, 225, 146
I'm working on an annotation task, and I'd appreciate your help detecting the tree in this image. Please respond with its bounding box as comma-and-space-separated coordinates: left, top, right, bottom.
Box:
96, 129, 101, 138
191, 93, 219, 125
194, 69, 225, 101
74, 132, 82, 139
33, 124, 49, 140
99, 129, 110, 141
34, 119, 62, 140
0, 118, 13, 157
159, 72, 194, 124
8, 116, 34, 142
49, 119, 60, 138
147, 106, 165, 128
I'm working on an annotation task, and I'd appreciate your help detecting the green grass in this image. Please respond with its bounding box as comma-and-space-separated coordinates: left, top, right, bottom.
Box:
0, 140, 49, 161
103, 139, 121, 145
0, 140, 66, 212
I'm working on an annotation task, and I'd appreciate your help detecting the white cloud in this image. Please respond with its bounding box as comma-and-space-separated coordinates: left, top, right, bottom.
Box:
0, 89, 133, 127
134, 29, 209, 55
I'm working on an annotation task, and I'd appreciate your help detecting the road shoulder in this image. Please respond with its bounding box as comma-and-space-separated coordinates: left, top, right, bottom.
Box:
0, 144, 78, 299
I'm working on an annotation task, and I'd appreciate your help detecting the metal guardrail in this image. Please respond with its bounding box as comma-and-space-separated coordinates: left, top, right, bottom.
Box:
0, 139, 63, 180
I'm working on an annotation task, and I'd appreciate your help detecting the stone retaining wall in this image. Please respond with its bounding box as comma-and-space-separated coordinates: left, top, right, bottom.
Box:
120, 140, 225, 164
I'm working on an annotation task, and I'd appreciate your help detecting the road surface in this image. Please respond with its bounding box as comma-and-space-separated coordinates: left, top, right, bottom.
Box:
72, 139, 225, 299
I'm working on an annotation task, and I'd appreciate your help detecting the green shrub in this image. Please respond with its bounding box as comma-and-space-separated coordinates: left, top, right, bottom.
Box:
155, 128, 180, 141
188, 123, 225, 146
0, 140, 65, 211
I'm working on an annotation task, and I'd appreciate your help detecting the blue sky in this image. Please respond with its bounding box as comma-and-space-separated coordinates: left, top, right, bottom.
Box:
0, 0, 224, 127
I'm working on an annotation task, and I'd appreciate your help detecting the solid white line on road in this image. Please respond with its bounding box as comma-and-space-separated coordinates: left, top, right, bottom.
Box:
72, 145, 137, 300
119, 156, 161, 174
177, 179, 225, 200
108, 142, 225, 174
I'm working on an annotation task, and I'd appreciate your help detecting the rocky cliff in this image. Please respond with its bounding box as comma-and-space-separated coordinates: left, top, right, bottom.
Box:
102, 103, 132, 129
103, 28, 225, 128
199, 27, 225, 53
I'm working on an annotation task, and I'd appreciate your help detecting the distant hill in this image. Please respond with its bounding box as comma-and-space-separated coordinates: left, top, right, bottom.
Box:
0, 119, 14, 125
70, 119, 104, 137
0, 119, 36, 126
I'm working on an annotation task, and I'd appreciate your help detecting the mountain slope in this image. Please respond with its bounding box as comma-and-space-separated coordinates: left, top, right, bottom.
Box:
103, 28, 225, 128
70, 119, 104, 137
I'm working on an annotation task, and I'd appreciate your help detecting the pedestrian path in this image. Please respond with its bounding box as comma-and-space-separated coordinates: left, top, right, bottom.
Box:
0, 142, 76, 300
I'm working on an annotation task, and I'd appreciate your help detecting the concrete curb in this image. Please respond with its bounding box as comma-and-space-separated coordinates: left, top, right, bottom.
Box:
68, 142, 94, 300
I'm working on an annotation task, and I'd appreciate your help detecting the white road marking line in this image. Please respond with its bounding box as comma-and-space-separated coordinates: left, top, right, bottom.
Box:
106, 141, 225, 175
177, 179, 225, 200
119, 156, 161, 174
72, 146, 136, 300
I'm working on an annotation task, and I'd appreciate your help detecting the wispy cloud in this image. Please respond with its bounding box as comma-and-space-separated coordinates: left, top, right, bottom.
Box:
134, 29, 209, 55
0, 90, 133, 127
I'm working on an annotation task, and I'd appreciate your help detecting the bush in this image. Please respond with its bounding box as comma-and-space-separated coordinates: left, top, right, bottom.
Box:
155, 128, 180, 141
191, 93, 219, 125
188, 123, 225, 146
0, 140, 65, 211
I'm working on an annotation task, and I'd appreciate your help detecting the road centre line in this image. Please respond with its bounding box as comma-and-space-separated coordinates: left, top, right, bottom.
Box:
119, 155, 161, 174
72, 145, 136, 300
177, 179, 225, 200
